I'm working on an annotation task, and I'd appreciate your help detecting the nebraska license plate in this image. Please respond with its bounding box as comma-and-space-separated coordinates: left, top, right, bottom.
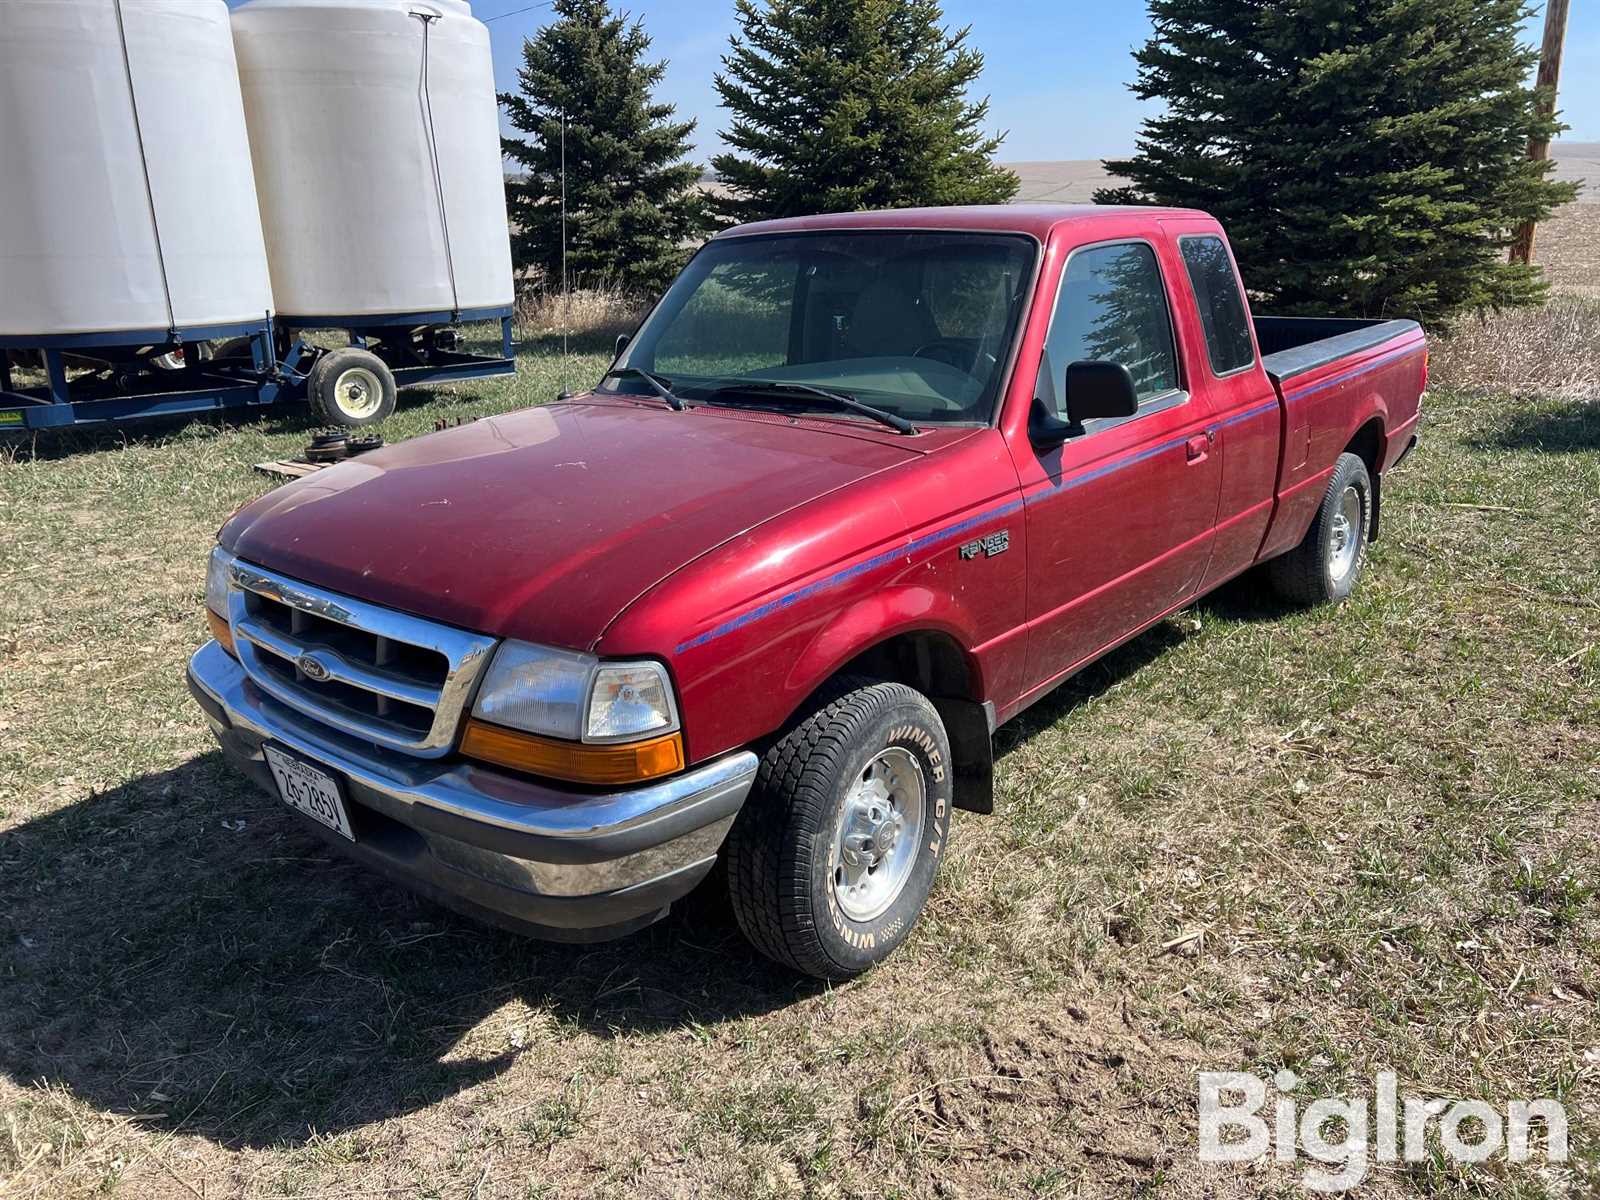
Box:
263, 744, 355, 841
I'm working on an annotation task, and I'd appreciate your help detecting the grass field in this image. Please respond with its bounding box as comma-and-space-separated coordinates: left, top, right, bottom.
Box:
2, 241, 1598, 1197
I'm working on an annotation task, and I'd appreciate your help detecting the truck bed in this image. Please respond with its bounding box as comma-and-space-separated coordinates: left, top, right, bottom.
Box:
1255, 316, 1422, 384
1250, 314, 1427, 566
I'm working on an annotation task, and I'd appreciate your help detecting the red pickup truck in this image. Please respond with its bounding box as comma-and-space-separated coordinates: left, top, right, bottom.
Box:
189, 205, 1424, 980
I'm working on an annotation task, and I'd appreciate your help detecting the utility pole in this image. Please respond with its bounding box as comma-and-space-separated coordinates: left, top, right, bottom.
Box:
1510, 0, 1571, 265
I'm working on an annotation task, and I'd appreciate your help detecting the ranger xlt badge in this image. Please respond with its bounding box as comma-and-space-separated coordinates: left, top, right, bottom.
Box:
960, 530, 1011, 560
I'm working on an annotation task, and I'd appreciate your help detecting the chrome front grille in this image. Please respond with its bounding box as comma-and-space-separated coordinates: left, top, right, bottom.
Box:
227, 559, 497, 757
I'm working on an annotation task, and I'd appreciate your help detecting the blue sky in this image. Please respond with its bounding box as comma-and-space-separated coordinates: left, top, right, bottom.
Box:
470, 0, 1599, 162
221, 1, 1598, 161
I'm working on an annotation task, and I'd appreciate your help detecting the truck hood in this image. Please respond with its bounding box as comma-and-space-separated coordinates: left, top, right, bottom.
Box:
221, 398, 930, 649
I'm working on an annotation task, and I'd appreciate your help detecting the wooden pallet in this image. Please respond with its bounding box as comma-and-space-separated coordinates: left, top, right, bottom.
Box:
254, 458, 333, 481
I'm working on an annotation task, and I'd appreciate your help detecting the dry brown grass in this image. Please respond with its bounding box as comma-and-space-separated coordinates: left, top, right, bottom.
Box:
3, 189, 1599, 1200
1431, 293, 1600, 402
1428, 203, 1600, 403
514, 283, 648, 343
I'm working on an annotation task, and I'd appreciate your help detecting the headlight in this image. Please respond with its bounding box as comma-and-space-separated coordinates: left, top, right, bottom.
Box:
471, 641, 680, 743
586, 662, 678, 742
206, 546, 236, 617
464, 642, 684, 783
471, 642, 596, 740
205, 546, 238, 657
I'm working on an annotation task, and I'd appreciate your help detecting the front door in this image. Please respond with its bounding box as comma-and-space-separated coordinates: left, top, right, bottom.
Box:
1015, 237, 1223, 694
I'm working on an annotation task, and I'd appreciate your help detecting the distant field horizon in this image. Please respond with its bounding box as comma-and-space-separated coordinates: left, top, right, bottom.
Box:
672, 141, 1596, 203
1001, 140, 1597, 203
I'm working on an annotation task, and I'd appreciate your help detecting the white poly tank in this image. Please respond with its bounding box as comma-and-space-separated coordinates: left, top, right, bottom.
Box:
231, 0, 515, 321
0, 0, 274, 338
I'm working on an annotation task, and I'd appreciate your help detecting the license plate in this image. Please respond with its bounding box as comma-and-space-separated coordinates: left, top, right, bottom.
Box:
263, 744, 354, 841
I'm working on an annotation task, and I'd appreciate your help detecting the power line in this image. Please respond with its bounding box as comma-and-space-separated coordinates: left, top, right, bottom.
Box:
481, 2, 552, 22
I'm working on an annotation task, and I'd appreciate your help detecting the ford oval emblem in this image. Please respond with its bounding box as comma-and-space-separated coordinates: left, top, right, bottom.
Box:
297, 654, 332, 682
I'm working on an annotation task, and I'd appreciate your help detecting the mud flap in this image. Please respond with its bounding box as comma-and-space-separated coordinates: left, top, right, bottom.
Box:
933, 697, 995, 815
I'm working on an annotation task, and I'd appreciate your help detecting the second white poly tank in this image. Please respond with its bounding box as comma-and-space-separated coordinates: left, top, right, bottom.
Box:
231, 0, 515, 320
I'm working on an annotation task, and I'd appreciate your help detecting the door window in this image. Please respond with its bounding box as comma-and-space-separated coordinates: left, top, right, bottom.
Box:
1179, 235, 1256, 375
1043, 242, 1179, 413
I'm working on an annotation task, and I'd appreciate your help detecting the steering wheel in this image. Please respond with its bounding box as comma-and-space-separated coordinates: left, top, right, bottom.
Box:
912, 338, 997, 377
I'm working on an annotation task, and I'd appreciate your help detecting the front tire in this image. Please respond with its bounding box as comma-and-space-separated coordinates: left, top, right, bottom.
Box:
1267, 452, 1373, 605
725, 678, 953, 981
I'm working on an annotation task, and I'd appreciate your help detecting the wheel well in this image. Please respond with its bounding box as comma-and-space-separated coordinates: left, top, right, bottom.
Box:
837, 630, 974, 701
1346, 419, 1386, 541
1346, 418, 1385, 478
831, 631, 995, 815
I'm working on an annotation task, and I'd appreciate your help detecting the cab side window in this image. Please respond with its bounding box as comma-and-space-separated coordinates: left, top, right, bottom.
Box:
1179, 235, 1256, 375
1043, 242, 1179, 417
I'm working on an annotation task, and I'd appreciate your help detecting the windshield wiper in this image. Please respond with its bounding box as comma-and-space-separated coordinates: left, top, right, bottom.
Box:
703, 380, 918, 435
604, 367, 685, 411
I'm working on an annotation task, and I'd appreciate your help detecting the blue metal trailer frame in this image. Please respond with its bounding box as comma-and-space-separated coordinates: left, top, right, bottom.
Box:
0, 307, 516, 432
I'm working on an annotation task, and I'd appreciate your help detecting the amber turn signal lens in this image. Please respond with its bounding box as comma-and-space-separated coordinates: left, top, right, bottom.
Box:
207, 607, 238, 658
459, 719, 685, 785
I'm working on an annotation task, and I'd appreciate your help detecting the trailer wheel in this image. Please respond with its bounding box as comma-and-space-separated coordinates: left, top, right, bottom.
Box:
150, 343, 212, 372
210, 337, 255, 362
309, 349, 396, 427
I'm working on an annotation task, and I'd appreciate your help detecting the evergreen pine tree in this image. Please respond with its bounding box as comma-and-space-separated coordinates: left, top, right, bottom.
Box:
1096, 0, 1579, 323
711, 0, 1019, 223
501, 0, 707, 295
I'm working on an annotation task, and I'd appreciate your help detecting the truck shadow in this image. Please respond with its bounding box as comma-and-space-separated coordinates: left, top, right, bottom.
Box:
0, 754, 816, 1150
1193, 570, 1302, 623
0, 608, 1262, 1152
994, 620, 1194, 752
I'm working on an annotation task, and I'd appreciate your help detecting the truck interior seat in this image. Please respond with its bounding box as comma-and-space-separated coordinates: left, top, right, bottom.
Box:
846, 281, 941, 359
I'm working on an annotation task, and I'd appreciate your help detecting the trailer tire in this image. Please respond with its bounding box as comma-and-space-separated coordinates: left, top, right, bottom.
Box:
309, 349, 397, 427
210, 337, 255, 363
724, 677, 953, 982
1267, 452, 1372, 605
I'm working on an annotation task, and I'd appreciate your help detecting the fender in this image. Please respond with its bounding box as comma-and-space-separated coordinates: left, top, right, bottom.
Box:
781, 590, 998, 814
781, 587, 989, 709
1265, 376, 1395, 561
1344, 405, 1388, 542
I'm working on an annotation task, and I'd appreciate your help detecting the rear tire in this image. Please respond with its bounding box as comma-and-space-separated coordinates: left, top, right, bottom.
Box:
724, 678, 953, 981
1267, 452, 1372, 605
308, 348, 397, 428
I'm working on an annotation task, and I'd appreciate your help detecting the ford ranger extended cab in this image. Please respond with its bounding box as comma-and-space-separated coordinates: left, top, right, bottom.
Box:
189, 205, 1425, 980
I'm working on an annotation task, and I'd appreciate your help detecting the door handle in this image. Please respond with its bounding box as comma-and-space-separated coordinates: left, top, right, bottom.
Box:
1186, 434, 1210, 463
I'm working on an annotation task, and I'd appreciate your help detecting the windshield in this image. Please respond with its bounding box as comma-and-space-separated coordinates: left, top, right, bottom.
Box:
607, 231, 1037, 425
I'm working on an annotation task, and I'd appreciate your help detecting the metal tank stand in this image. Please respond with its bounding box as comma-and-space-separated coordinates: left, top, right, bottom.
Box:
0, 318, 279, 431
276, 306, 517, 391
0, 308, 515, 432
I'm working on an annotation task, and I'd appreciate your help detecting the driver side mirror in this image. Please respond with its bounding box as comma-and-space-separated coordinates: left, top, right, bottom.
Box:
614, 333, 631, 359
1030, 360, 1141, 448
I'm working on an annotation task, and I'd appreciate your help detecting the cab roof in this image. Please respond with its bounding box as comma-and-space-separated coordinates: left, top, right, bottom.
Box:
713, 204, 1213, 242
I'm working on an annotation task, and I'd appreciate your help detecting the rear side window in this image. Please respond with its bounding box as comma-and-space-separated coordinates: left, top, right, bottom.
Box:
1045, 242, 1179, 405
1180, 236, 1255, 375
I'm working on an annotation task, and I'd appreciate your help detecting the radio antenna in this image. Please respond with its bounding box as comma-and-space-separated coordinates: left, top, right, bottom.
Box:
561, 110, 570, 381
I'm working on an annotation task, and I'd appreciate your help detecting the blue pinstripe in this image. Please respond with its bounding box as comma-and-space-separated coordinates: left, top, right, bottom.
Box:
673, 343, 1418, 653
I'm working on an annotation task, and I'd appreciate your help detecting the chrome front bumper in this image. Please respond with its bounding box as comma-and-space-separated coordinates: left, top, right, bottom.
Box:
186, 640, 758, 941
